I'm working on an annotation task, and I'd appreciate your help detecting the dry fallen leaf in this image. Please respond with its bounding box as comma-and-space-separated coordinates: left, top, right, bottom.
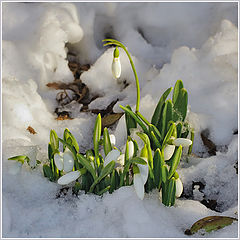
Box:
185, 216, 237, 235
27, 126, 37, 134
102, 113, 124, 129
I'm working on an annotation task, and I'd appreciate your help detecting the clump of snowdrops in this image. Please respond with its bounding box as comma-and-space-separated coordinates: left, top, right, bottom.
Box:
8, 39, 194, 206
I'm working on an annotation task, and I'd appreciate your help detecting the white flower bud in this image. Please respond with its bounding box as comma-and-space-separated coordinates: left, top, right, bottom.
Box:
63, 149, 74, 172
112, 57, 121, 79
128, 140, 134, 159
104, 149, 120, 167
57, 171, 81, 185
116, 154, 125, 166
134, 174, 144, 200
54, 153, 64, 171
173, 138, 192, 147
175, 177, 183, 198
164, 144, 175, 161
109, 134, 116, 146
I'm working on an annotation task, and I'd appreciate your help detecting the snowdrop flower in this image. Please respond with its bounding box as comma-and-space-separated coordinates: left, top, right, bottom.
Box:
164, 138, 192, 161
112, 47, 121, 79
128, 140, 134, 159
164, 144, 176, 161
173, 138, 192, 147
54, 148, 74, 172
133, 145, 149, 200
175, 177, 183, 198
58, 170, 81, 185
109, 134, 116, 146
104, 149, 125, 168
133, 157, 148, 200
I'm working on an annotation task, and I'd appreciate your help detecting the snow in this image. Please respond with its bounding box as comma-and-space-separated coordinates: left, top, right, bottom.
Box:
1, 2, 238, 238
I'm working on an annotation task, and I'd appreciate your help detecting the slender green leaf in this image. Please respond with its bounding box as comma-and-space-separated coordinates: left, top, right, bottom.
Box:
125, 105, 137, 135
103, 128, 112, 156
132, 139, 139, 157
176, 122, 183, 138
166, 177, 176, 206
188, 129, 194, 155
161, 165, 169, 184
109, 169, 116, 193
149, 124, 162, 142
168, 146, 182, 179
43, 164, 54, 181
77, 153, 97, 181
162, 123, 176, 147
48, 143, 54, 161
172, 80, 184, 105
173, 88, 188, 122
130, 157, 147, 165
159, 100, 173, 137
93, 114, 102, 166
153, 149, 161, 188
125, 139, 130, 163
136, 132, 153, 169
67, 130, 79, 153
119, 105, 148, 134
97, 186, 110, 195
50, 129, 59, 150
151, 87, 172, 126
89, 160, 115, 192
150, 131, 161, 150
8, 155, 26, 164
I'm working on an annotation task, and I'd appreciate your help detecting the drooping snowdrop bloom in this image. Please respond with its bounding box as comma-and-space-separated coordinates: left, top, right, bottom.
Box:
58, 171, 81, 185
175, 177, 183, 198
164, 138, 192, 161
173, 138, 192, 147
164, 144, 176, 161
128, 140, 134, 159
112, 47, 121, 79
133, 145, 149, 200
54, 148, 74, 172
103, 149, 125, 168
133, 157, 148, 200
109, 134, 116, 146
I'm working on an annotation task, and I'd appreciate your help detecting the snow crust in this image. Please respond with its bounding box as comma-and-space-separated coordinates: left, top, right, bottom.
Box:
2, 2, 238, 238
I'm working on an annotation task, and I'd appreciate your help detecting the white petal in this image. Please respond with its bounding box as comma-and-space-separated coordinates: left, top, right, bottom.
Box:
128, 140, 134, 159
116, 154, 125, 166
175, 178, 183, 198
109, 134, 116, 146
57, 171, 81, 185
112, 57, 121, 79
138, 162, 149, 184
54, 153, 64, 171
173, 138, 192, 147
164, 144, 175, 160
63, 151, 74, 172
133, 174, 145, 200
104, 149, 120, 167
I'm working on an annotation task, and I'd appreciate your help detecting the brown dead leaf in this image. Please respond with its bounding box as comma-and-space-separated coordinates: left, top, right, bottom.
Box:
102, 113, 124, 129
27, 126, 37, 134
56, 111, 73, 121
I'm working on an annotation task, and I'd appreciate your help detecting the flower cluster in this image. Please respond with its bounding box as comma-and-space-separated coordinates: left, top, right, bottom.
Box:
8, 39, 194, 207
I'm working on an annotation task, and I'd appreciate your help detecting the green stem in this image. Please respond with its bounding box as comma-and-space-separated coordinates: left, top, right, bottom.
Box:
103, 39, 140, 112
136, 112, 150, 126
